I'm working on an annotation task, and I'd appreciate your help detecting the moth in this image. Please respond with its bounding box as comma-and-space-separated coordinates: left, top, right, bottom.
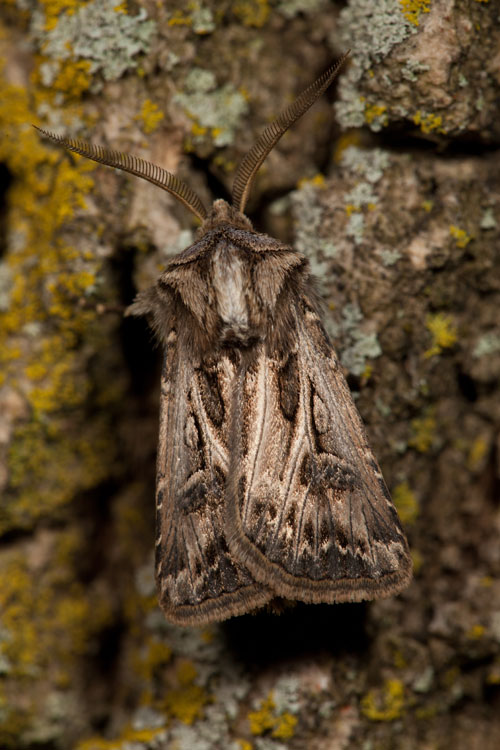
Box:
37, 51, 412, 626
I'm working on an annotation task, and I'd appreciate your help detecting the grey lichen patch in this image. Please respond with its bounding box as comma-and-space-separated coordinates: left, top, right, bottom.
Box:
191, 5, 216, 34
289, 182, 339, 280
480, 208, 497, 230
379, 248, 403, 266
340, 146, 391, 184
401, 59, 430, 82
174, 68, 249, 147
33, 0, 156, 88
473, 332, 500, 359
277, 0, 328, 18
330, 303, 382, 376
340, 147, 391, 246
332, 0, 416, 129
0, 263, 13, 312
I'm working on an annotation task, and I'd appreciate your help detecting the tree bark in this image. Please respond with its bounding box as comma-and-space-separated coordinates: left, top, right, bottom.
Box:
0, 1, 499, 748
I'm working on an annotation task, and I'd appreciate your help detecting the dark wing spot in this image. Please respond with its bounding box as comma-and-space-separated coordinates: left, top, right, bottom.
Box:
319, 519, 331, 546
335, 526, 349, 550
286, 505, 296, 532
267, 502, 277, 520
299, 453, 313, 486
304, 519, 315, 546
278, 353, 300, 421
179, 480, 207, 512
205, 541, 217, 567
197, 366, 224, 427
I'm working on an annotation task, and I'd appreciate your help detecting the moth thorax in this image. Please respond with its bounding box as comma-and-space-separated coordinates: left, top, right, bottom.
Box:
211, 243, 256, 346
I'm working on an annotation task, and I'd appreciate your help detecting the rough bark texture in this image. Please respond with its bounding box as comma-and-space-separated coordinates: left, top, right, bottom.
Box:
0, 1, 499, 749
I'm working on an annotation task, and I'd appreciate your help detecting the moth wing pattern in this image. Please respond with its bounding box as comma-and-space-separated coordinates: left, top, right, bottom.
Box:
227, 293, 412, 603
154, 324, 272, 626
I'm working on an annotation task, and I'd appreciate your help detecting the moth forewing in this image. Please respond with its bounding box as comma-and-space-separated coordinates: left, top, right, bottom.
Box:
225, 278, 412, 604
146, 271, 273, 626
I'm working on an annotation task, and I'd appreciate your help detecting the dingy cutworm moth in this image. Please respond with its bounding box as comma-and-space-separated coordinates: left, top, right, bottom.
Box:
36, 51, 412, 626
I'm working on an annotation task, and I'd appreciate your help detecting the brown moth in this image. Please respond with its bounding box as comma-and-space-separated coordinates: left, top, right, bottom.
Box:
36, 52, 412, 626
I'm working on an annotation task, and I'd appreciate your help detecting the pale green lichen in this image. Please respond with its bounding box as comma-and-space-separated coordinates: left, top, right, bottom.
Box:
191, 4, 216, 34
379, 248, 402, 266
479, 207, 497, 230
330, 303, 382, 376
33, 0, 156, 91
473, 332, 500, 358
333, 0, 417, 130
290, 181, 339, 280
401, 59, 430, 81
340, 146, 390, 184
276, 0, 328, 18
175, 68, 249, 147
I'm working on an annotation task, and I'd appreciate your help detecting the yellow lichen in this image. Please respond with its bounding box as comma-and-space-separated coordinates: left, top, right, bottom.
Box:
163, 661, 211, 724
75, 726, 166, 750
392, 481, 419, 525
0, 71, 124, 533
399, 0, 431, 26
449, 224, 473, 248
408, 409, 436, 452
0, 545, 112, 682
134, 639, 172, 684
51, 58, 92, 98
297, 174, 325, 189
233, 0, 270, 27
413, 110, 445, 134
361, 679, 405, 721
248, 693, 297, 738
39, 0, 84, 31
136, 99, 164, 134
424, 313, 457, 358
466, 624, 485, 639
248, 694, 277, 735
168, 10, 192, 26
363, 101, 388, 127
467, 437, 489, 471
333, 131, 361, 162
272, 712, 298, 739
421, 199, 433, 212
237, 741, 253, 750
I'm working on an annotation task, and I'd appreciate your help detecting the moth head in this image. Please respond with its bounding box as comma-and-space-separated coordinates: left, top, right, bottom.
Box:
34, 51, 349, 231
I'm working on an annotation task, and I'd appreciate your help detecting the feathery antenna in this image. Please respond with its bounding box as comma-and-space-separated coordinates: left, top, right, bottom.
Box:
231, 50, 350, 215
33, 126, 208, 222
